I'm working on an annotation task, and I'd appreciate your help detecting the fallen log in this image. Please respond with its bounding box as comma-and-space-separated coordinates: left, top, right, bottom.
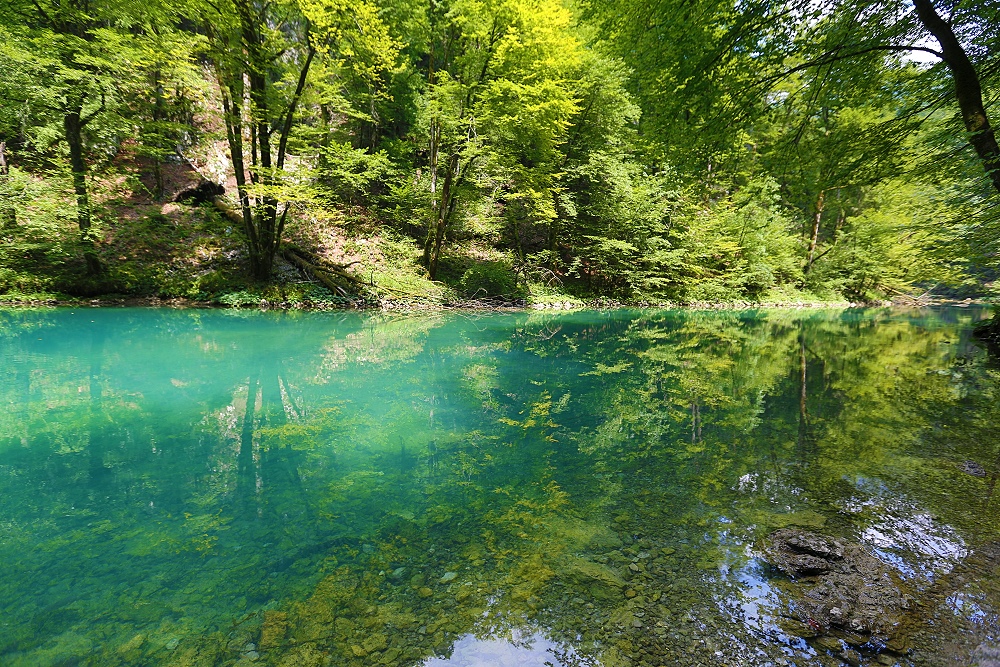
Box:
281, 247, 362, 299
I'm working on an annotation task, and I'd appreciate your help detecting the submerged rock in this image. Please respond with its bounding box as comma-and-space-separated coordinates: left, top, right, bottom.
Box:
259, 611, 288, 649
765, 528, 844, 576
556, 554, 626, 601
959, 460, 987, 478
973, 642, 1000, 667
763, 529, 909, 642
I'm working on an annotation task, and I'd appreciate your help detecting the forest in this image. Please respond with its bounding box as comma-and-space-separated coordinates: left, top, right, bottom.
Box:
1, 0, 999, 308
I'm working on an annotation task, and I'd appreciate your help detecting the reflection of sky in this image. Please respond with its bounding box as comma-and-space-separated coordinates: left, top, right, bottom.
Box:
844, 477, 967, 580
947, 591, 990, 625
723, 560, 814, 654
710, 523, 814, 657
422, 630, 598, 667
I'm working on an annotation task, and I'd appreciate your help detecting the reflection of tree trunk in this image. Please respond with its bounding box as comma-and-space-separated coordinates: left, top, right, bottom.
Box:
88, 327, 110, 488
798, 335, 809, 449
691, 398, 701, 444
238, 373, 260, 508
238, 363, 315, 529
983, 448, 1000, 508
258, 362, 286, 495
15, 353, 29, 447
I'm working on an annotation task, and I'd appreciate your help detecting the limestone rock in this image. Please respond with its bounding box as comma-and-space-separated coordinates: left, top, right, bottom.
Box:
973, 643, 1000, 667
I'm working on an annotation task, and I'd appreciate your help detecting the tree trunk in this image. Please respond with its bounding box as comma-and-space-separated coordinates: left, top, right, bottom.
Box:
215, 54, 258, 261
151, 70, 166, 200
64, 107, 103, 276
250, 69, 276, 281
427, 153, 458, 280
549, 189, 562, 269
423, 7, 440, 270
423, 119, 440, 268
0, 140, 14, 228
806, 189, 824, 272
223, 1, 312, 282
234, 0, 276, 281
914, 0, 1000, 194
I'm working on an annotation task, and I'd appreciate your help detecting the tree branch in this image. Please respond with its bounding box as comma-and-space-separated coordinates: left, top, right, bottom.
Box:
764, 44, 943, 86
80, 92, 106, 127
276, 43, 315, 170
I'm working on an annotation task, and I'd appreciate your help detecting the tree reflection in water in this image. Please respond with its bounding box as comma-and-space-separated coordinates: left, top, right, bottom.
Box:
0, 306, 997, 667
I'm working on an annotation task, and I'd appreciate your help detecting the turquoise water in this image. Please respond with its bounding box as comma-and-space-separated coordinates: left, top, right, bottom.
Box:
0, 306, 998, 667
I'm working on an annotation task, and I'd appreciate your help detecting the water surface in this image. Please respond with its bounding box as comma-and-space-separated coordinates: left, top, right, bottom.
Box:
1, 306, 998, 667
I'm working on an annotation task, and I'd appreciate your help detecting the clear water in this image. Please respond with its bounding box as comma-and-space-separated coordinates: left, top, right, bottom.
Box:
1, 306, 998, 667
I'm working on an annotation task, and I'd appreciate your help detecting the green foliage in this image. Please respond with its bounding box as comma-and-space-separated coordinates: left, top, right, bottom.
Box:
0, 168, 79, 293
318, 142, 398, 206
680, 179, 803, 300
0, 0, 993, 301
459, 261, 520, 298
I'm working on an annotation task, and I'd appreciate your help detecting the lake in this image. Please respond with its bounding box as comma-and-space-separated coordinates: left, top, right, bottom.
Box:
0, 306, 997, 667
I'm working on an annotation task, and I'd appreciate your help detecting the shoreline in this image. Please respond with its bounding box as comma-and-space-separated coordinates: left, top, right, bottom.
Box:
0, 294, 986, 312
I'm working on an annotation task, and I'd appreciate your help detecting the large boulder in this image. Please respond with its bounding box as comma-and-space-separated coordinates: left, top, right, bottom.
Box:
763, 529, 910, 639
174, 180, 224, 205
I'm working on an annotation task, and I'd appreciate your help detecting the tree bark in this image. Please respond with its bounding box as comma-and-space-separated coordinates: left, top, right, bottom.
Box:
914, 0, 1000, 194
423, 119, 440, 268
423, 21, 440, 270
64, 107, 103, 275
218, 75, 257, 249
151, 70, 166, 200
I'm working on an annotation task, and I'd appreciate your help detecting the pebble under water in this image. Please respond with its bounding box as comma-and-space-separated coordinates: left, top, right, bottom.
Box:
0, 306, 998, 667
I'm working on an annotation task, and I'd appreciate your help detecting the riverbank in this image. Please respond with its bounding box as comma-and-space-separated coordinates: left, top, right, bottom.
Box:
0, 290, 984, 312
4, 157, 988, 315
